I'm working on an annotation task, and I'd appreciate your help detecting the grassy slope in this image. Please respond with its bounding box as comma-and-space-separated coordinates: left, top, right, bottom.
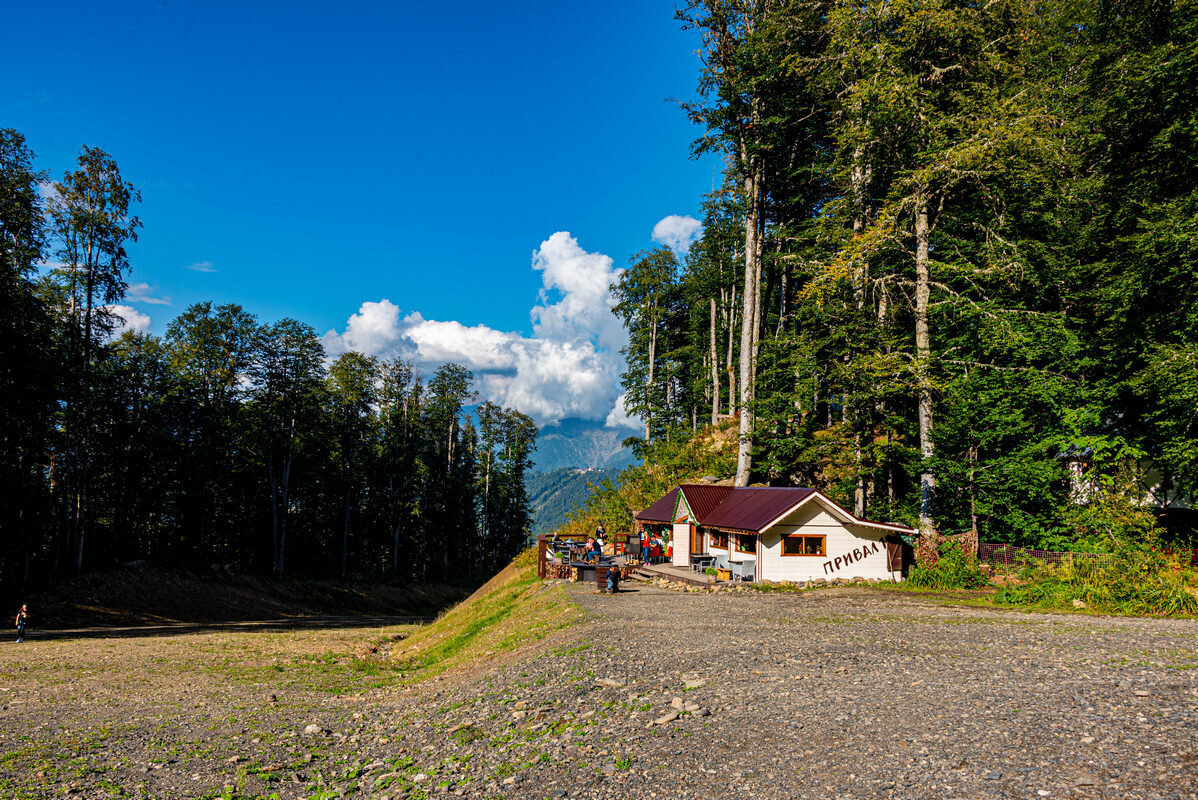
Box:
379, 426, 738, 681
390, 547, 584, 682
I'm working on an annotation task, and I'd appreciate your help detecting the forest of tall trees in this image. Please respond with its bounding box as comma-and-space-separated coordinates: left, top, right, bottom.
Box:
3, 0, 1195, 604
0, 131, 537, 604
612, 0, 1198, 552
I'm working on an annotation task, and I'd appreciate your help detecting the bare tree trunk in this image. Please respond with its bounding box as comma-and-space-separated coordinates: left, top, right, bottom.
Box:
968, 444, 979, 536
849, 141, 873, 516
750, 209, 764, 388
726, 284, 737, 415
268, 452, 280, 573
392, 517, 402, 575
73, 239, 97, 575
887, 427, 895, 504
341, 486, 351, 578
482, 449, 491, 551
665, 373, 673, 439
710, 297, 720, 425
777, 265, 788, 336
850, 143, 871, 309
914, 190, 939, 556
277, 440, 293, 576
735, 157, 763, 487
854, 433, 866, 517
646, 308, 658, 442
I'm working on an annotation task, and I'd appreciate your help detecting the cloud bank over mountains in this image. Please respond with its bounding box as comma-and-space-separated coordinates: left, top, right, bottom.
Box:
322, 231, 639, 430
104, 216, 701, 432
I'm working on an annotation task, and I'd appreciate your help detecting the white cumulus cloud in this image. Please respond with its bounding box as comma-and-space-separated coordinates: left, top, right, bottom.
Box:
604, 392, 643, 432
104, 305, 152, 336
37, 182, 61, 204
184, 260, 217, 273
651, 214, 702, 254
403, 314, 520, 372
127, 282, 172, 305
321, 232, 635, 428
321, 299, 407, 358
530, 231, 626, 352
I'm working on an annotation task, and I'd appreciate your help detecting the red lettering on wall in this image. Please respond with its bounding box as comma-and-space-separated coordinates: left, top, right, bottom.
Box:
821, 540, 885, 576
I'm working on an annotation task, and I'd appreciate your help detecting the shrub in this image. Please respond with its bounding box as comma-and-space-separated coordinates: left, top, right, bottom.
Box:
995, 539, 1198, 616
905, 541, 989, 590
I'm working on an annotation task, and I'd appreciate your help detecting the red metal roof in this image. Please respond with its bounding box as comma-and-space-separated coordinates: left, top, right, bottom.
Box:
634, 488, 679, 523
700, 487, 816, 531
635, 484, 915, 534
677, 484, 735, 522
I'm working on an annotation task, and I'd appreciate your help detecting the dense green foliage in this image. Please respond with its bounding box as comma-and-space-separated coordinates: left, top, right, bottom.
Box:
0, 133, 536, 605
905, 542, 989, 591
994, 540, 1198, 616
613, 0, 1198, 550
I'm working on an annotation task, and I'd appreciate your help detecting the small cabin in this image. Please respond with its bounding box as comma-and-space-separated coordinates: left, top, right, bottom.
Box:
635, 485, 915, 583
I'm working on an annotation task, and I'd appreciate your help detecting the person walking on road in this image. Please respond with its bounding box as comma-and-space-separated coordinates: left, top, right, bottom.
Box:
14, 604, 27, 643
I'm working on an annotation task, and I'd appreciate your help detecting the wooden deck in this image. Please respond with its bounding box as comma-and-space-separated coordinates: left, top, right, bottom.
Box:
634, 562, 713, 588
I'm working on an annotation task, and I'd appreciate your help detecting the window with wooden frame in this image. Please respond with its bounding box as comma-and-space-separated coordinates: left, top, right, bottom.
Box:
781, 534, 826, 556
708, 530, 729, 550
736, 534, 757, 553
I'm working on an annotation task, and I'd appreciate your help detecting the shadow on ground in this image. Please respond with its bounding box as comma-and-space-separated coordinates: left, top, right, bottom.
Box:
18, 614, 430, 643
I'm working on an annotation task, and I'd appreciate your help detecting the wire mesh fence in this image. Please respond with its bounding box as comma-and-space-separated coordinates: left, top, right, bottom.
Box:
979, 542, 1198, 571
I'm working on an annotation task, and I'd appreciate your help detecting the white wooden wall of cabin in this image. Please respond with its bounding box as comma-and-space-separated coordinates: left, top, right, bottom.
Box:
672, 523, 690, 567
758, 502, 895, 582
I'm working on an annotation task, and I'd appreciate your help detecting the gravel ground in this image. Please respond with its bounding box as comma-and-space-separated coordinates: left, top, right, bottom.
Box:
2, 583, 1196, 799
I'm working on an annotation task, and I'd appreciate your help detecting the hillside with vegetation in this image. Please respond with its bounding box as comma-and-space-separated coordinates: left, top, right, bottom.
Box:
550, 420, 739, 538
527, 468, 621, 537
607, 0, 1198, 558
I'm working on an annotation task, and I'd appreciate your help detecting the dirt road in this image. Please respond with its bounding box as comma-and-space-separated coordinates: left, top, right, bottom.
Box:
1, 585, 1195, 799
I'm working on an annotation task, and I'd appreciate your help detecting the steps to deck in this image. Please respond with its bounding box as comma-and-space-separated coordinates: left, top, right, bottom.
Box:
635, 563, 713, 588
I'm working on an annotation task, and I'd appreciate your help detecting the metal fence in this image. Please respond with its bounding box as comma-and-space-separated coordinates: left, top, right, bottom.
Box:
979, 542, 1198, 570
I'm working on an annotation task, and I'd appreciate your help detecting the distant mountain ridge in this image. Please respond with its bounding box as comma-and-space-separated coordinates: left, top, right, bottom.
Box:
525, 419, 638, 537
527, 467, 621, 536
530, 418, 638, 472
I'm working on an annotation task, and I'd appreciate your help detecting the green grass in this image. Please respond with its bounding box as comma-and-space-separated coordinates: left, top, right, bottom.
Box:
391, 547, 584, 682
993, 547, 1198, 617
902, 542, 989, 591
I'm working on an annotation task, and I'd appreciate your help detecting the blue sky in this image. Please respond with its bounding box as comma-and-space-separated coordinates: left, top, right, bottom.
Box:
4, 0, 714, 429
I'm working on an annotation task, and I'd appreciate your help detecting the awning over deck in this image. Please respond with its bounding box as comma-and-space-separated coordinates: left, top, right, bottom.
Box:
633, 488, 680, 524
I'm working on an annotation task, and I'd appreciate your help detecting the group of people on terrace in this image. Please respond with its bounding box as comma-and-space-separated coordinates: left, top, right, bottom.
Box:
639, 529, 667, 563
547, 525, 669, 566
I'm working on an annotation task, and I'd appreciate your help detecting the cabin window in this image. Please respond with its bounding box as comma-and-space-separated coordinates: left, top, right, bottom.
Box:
709, 530, 729, 549
736, 534, 757, 553
781, 534, 825, 556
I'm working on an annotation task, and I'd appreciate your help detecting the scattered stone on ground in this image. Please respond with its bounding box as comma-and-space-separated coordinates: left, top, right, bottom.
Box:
1, 586, 1196, 799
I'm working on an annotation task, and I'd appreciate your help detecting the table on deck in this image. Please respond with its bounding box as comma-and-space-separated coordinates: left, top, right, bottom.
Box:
730, 558, 756, 581
569, 557, 617, 583
690, 554, 717, 573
